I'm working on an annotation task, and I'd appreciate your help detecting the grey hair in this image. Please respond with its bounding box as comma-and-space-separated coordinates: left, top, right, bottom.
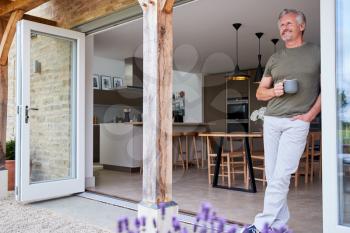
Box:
278, 8, 306, 27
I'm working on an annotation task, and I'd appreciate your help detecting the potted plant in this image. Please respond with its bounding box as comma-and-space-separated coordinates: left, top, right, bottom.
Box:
5, 139, 15, 191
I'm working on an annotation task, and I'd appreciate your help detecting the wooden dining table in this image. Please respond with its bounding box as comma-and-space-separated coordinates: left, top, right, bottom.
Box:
198, 132, 263, 193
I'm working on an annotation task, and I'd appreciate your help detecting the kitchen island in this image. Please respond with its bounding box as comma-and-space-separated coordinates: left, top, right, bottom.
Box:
99, 122, 211, 172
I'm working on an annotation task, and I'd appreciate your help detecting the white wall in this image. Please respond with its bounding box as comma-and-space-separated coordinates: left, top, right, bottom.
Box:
173, 70, 203, 123
93, 56, 203, 123
93, 56, 124, 78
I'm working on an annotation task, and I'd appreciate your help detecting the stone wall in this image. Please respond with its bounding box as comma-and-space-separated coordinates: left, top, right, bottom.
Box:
7, 33, 73, 182
7, 40, 16, 141
29, 33, 73, 182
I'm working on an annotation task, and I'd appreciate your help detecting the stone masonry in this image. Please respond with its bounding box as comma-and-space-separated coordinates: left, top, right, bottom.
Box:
7, 33, 73, 182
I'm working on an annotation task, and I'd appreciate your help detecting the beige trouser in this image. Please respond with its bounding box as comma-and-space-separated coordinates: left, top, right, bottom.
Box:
254, 116, 310, 231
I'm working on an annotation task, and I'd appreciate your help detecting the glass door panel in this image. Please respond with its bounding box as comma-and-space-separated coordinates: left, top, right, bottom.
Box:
29, 32, 76, 184
337, 0, 350, 226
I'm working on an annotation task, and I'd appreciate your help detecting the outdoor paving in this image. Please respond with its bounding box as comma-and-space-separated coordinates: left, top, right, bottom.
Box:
0, 193, 230, 233
0, 193, 113, 233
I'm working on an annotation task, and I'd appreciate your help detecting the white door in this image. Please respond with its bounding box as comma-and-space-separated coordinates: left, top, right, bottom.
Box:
15, 20, 85, 202
322, 0, 350, 232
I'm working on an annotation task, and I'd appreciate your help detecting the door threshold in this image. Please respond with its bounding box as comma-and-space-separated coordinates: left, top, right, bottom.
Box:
79, 191, 244, 227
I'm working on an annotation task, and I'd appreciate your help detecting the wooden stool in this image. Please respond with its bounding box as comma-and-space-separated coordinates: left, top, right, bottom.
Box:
309, 132, 322, 182
228, 137, 247, 185
249, 137, 266, 187
206, 136, 232, 187
182, 131, 201, 169
294, 134, 310, 187
173, 132, 185, 170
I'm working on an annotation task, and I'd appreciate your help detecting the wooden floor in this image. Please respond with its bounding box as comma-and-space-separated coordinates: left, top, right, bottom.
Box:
88, 166, 322, 233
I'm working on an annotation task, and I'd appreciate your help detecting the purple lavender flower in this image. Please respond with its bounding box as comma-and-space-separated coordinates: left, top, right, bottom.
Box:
227, 225, 237, 233
172, 217, 181, 231
152, 218, 157, 228
217, 217, 226, 233
141, 216, 146, 227
201, 202, 212, 221
134, 218, 141, 229
193, 222, 198, 232
159, 202, 166, 218
124, 217, 129, 231
196, 214, 202, 223
275, 226, 292, 233
115, 202, 292, 233
261, 223, 270, 233
117, 219, 124, 233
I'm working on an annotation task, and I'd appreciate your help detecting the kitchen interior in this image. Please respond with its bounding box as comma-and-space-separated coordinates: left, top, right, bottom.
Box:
88, 0, 322, 231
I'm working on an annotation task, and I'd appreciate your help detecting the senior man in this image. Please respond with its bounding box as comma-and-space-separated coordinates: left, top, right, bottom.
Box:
241, 8, 321, 233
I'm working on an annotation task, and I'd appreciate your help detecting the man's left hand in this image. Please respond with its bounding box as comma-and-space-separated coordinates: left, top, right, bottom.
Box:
292, 113, 314, 122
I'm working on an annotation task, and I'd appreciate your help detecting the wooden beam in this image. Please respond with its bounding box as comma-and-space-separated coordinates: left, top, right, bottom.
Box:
139, 0, 174, 204
0, 18, 6, 170
23, 14, 57, 26
161, 0, 175, 14
0, 0, 49, 16
0, 10, 24, 66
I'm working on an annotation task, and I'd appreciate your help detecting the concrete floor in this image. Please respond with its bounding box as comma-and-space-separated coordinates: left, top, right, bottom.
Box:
31, 193, 234, 233
88, 167, 323, 233
32, 195, 136, 232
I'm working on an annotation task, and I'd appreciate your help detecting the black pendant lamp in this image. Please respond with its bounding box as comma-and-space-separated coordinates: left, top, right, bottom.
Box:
254, 32, 264, 83
271, 38, 279, 52
227, 23, 250, 81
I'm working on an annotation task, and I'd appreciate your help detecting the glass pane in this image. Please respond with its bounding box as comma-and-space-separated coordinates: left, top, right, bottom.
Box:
29, 31, 77, 184
337, 0, 350, 225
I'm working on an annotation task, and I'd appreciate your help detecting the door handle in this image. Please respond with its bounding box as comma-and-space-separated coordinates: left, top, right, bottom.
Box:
25, 106, 39, 123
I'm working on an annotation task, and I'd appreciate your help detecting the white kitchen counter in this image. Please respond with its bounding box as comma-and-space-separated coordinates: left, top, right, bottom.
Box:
99, 122, 211, 171
100, 123, 142, 171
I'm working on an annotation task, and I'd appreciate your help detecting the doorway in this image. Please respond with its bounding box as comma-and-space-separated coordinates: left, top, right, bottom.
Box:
82, 1, 322, 232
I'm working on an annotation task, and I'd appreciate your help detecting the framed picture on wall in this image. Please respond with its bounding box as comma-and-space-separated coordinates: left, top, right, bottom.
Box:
113, 77, 123, 89
93, 74, 100, 90
101, 75, 112, 90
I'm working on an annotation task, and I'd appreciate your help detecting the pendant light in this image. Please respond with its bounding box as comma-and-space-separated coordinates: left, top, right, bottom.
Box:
253, 32, 264, 83
271, 38, 279, 52
226, 23, 250, 81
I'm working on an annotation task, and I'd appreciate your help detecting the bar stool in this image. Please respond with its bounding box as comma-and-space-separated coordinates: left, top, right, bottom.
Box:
309, 132, 322, 182
228, 137, 248, 185
206, 136, 232, 187
172, 132, 185, 170
182, 131, 201, 169
294, 134, 310, 187
249, 137, 266, 187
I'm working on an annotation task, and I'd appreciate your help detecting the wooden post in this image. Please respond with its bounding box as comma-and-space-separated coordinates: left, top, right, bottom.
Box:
0, 10, 24, 170
0, 18, 7, 170
137, 0, 177, 231
139, 0, 174, 204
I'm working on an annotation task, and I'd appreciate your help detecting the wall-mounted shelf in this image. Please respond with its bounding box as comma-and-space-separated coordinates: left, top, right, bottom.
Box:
94, 89, 142, 106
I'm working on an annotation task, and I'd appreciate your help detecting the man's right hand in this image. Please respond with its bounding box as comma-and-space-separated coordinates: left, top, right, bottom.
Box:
273, 81, 284, 97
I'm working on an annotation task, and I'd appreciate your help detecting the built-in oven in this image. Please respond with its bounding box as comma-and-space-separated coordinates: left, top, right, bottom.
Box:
227, 97, 249, 132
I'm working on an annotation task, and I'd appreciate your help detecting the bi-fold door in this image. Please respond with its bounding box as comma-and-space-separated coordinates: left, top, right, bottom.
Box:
15, 20, 85, 202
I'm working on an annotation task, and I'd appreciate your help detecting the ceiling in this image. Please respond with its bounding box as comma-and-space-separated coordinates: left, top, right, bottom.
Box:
94, 0, 320, 74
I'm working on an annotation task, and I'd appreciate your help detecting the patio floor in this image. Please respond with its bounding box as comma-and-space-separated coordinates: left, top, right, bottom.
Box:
88, 167, 323, 233
0, 194, 116, 233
